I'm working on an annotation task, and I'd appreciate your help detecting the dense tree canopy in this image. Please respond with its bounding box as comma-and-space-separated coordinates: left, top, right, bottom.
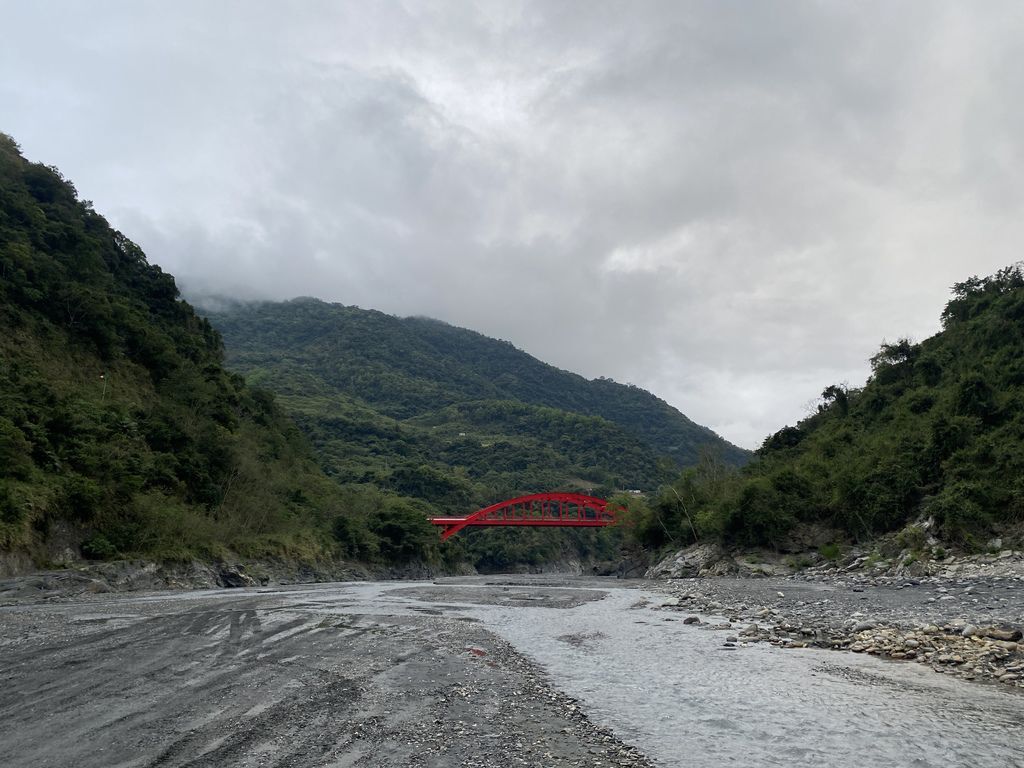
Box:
629, 264, 1024, 552
0, 134, 445, 567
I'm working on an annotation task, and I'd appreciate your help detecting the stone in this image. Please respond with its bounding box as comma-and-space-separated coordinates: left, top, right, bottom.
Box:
645, 542, 734, 578
218, 566, 256, 588
982, 627, 1023, 642
682, 616, 700, 625
852, 621, 875, 632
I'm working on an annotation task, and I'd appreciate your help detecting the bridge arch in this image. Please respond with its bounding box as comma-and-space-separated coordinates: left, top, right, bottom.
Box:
430, 493, 618, 541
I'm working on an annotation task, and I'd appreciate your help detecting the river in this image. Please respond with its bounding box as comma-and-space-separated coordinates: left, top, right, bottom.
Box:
339, 577, 1024, 767
1, 575, 1022, 767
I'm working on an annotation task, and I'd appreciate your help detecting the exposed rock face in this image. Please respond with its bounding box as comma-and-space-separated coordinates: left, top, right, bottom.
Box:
645, 543, 736, 578
0, 558, 373, 601
217, 565, 258, 588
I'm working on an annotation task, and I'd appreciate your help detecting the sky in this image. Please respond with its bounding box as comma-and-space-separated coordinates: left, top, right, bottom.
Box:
3, 1, 1024, 448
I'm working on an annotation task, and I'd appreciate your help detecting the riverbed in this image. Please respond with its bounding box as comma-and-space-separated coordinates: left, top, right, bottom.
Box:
1, 576, 1022, 767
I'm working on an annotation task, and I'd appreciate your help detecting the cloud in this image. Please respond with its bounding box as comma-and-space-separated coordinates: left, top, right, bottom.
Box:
4, 0, 1024, 447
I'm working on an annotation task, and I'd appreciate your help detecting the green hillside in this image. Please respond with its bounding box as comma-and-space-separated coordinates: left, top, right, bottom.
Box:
0, 135, 444, 568
202, 298, 747, 504
634, 265, 1024, 551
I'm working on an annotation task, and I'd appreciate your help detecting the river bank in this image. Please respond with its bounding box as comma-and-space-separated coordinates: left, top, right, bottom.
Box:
1, 577, 1023, 767
649, 547, 1024, 689
5, 542, 1024, 694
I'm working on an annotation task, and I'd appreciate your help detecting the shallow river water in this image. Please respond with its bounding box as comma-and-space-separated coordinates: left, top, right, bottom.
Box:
332, 577, 1024, 768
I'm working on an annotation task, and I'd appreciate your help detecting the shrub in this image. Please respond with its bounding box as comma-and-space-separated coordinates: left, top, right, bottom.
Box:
80, 533, 117, 559
331, 514, 379, 561
60, 475, 103, 522
0, 483, 27, 524
722, 477, 795, 547
926, 482, 992, 545
818, 542, 841, 561
894, 525, 927, 552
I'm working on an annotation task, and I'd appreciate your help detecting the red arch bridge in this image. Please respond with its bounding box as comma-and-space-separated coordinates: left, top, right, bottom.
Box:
430, 493, 619, 541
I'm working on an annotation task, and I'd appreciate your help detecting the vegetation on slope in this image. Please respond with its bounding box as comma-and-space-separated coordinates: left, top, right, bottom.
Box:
629, 265, 1024, 552
203, 298, 745, 508
0, 134, 446, 568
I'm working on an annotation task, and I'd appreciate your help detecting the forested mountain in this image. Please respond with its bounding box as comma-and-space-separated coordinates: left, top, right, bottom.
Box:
635, 265, 1024, 552
0, 135, 726, 574
6, 130, 1018, 574
0, 135, 446, 568
202, 298, 747, 499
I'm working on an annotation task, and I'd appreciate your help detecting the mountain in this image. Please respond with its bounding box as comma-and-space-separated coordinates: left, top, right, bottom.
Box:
0, 134, 444, 569
202, 298, 748, 503
633, 264, 1024, 551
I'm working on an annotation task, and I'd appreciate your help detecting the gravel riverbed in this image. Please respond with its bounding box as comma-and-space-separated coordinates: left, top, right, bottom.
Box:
1, 566, 1023, 767
651, 556, 1024, 688
0, 582, 653, 768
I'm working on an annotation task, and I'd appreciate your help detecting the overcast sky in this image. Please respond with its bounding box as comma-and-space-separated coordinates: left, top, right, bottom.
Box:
4, 1, 1024, 448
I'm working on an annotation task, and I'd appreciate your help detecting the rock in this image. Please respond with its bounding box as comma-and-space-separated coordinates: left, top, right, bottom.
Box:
983, 627, 1023, 641
741, 624, 759, 637
645, 543, 734, 579
961, 624, 979, 638
852, 621, 875, 632
682, 616, 701, 625
218, 566, 256, 588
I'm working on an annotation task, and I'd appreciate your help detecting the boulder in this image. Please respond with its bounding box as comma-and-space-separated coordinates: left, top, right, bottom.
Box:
218, 565, 257, 588
645, 542, 735, 578
983, 626, 1023, 642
